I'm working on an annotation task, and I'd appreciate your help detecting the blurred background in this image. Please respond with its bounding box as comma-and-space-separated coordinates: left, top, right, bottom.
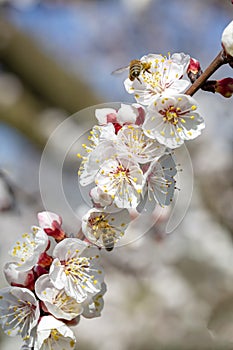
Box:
0, 0, 233, 349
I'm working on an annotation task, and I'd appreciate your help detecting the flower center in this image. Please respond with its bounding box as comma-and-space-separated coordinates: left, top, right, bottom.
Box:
89, 215, 112, 234
110, 164, 130, 184
54, 290, 81, 314
65, 257, 90, 277
161, 106, 180, 125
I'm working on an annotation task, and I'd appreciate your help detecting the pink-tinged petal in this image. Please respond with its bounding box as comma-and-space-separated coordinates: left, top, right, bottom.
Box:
38, 211, 66, 242
133, 104, 146, 125
4, 263, 35, 290
38, 211, 62, 229
106, 113, 118, 123
95, 108, 117, 124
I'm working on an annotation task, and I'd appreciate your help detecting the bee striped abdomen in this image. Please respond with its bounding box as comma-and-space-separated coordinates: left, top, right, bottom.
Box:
129, 60, 143, 81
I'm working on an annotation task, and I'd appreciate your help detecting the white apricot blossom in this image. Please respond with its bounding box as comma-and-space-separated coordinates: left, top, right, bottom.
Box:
141, 153, 177, 209
0, 286, 40, 340
143, 94, 205, 148
49, 238, 104, 303
82, 282, 107, 319
34, 315, 76, 350
115, 124, 166, 163
79, 140, 117, 187
124, 52, 190, 105
221, 20, 233, 57
8, 226, 48, 271
95, 157, 143, 209
82, 208, 130, 250
35, 274, 83, 321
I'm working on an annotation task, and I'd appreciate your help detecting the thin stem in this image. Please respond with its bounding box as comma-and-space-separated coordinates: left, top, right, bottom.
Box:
185, 50, 227, 96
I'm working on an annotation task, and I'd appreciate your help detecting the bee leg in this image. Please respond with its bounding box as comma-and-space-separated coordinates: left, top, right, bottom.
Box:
145, 68, 152, 74
136, 76, 142, 84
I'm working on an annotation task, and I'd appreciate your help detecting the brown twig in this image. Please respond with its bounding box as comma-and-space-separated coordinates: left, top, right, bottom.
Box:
185, 50, 227, 96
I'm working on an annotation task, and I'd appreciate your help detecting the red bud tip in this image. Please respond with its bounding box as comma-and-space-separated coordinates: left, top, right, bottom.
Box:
187, 58, 201, 75
215, 77, 233, 98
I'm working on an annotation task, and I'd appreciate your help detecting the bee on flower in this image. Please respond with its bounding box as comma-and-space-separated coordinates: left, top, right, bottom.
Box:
82, 208, 131, 251
124, 52, 191, 105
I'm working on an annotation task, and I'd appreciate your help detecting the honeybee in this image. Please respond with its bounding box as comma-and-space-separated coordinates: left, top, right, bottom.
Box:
112, 59, 151, 83
102, 230, 115, 252
92, 221, 116, 252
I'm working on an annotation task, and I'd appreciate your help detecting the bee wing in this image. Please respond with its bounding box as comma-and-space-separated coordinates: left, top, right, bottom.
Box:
111, 65, 129, 75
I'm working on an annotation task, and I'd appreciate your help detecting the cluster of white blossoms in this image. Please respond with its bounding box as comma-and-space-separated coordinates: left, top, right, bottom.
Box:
1, 18, 233, 348
78, 52, 205, 251
0, 211, 105, 349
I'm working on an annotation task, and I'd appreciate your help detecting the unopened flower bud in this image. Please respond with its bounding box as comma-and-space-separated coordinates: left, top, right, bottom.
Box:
215, 77, 233, 98
187, 58, 202, 83
221, 20, 233, 58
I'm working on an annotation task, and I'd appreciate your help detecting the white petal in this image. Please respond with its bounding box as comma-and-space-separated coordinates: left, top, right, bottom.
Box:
35, 316, 76, 350
52, 238, 88, 260
117, 104, 138, 124
222, 20, 233, 57
0, 287, 40, 339
35, 275, 83, 320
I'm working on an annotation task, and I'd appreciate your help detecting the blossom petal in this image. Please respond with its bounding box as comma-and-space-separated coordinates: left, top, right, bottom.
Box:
0, 287, 40, 340
34, 315, 76, 350
35, 274, 83, 321
82, 208, 130, 250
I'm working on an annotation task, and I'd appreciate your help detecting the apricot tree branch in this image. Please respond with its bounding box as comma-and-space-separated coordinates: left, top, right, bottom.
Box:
185, 50, 229, 96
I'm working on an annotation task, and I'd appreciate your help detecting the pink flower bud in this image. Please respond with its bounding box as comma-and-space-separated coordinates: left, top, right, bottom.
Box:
187, 58, 202, 83
215, 77, 233, 98
187, 58, 201, 74
38, 211, 65, 241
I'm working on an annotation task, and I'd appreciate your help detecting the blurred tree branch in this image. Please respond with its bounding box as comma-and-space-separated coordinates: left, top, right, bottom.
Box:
0, 16, 102, 146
